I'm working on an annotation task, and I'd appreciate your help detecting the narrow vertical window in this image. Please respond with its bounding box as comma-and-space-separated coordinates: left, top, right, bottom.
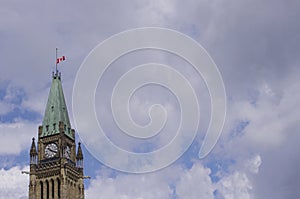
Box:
51, 179, 54, 199
57, 178, 60, 198
46, 180, 49, 199
40, 181, 43, 199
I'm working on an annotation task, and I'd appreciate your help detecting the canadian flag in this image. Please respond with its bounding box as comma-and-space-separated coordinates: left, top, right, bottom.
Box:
56, 56, 66, 64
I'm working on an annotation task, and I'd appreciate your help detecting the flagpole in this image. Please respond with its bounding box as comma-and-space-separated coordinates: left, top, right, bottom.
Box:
55, 48, 58, 75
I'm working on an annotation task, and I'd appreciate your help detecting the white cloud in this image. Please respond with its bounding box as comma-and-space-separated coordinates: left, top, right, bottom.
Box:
245, 155, 262, 174
86, 155, 262, 199
216, 68, 300, 156
217, 172, 252, 199
86, 166, 176, 199
176, 163, 215, 199
0, 166, 29, 199
214, 155, 262, 199
213, 69, 300, 198
21, 88, 48, 116
0, 121, 37, 154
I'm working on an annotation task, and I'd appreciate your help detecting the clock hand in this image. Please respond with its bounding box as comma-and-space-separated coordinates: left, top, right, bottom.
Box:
48, 148, 57, 153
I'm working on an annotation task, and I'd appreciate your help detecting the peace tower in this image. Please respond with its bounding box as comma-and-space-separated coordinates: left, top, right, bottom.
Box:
28, 72, 85, 199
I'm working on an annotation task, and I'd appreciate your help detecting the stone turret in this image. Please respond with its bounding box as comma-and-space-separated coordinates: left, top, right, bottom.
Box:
76, 142, 84, 169
30, 137, 37, 165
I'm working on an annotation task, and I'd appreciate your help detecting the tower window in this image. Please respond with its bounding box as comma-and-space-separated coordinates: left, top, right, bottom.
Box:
51, 106, 54, 112
53, 123, 56, 130
40, 181, 43, 199
46, 180, 49, 199
46, 125, 49, 131
51, 179, 54, 198
57, 178, 60, 198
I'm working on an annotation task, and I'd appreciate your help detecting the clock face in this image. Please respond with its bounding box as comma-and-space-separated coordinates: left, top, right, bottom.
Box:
45, 143, 58, 158
64, 146, 71, 159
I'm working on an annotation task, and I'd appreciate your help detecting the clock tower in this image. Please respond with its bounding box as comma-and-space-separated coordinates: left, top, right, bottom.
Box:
28, 72, 85, 199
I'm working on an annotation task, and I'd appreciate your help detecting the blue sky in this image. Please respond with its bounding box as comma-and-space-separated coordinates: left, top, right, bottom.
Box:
1, 0, 300, 198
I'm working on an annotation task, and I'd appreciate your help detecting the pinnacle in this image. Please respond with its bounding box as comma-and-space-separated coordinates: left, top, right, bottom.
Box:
30, 137, 37, 156
76, 142, 83, 160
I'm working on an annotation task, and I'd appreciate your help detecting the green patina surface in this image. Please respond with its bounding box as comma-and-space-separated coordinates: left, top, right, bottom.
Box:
41, 74, 74, 139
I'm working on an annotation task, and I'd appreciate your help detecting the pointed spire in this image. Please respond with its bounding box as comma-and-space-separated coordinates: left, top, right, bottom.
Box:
30, 137, 37, 165
41, 73, 73, 139
30, 137, 37, 156
76, 142, 84, 168
76, 142, 83, 160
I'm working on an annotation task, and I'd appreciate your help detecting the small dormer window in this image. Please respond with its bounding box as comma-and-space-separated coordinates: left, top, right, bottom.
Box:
68, 128, 71, 134
53, 123, 56, 130
46, 125, 49, 131
64, 124, 66, 130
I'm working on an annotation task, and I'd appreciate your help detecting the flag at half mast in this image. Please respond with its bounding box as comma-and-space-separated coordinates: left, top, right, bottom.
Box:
56, 56, 66, 64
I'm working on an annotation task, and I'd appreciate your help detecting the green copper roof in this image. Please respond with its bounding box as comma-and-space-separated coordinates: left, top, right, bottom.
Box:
41, 73, 73, 139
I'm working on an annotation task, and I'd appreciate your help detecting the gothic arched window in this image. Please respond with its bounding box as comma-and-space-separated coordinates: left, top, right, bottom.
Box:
46, 180, 49, 199
51, 179, 54, 198
40, 181, 43, 199
57, 178, 60, 198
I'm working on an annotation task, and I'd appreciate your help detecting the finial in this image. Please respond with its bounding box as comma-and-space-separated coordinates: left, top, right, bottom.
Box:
55, 48, 58, 75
